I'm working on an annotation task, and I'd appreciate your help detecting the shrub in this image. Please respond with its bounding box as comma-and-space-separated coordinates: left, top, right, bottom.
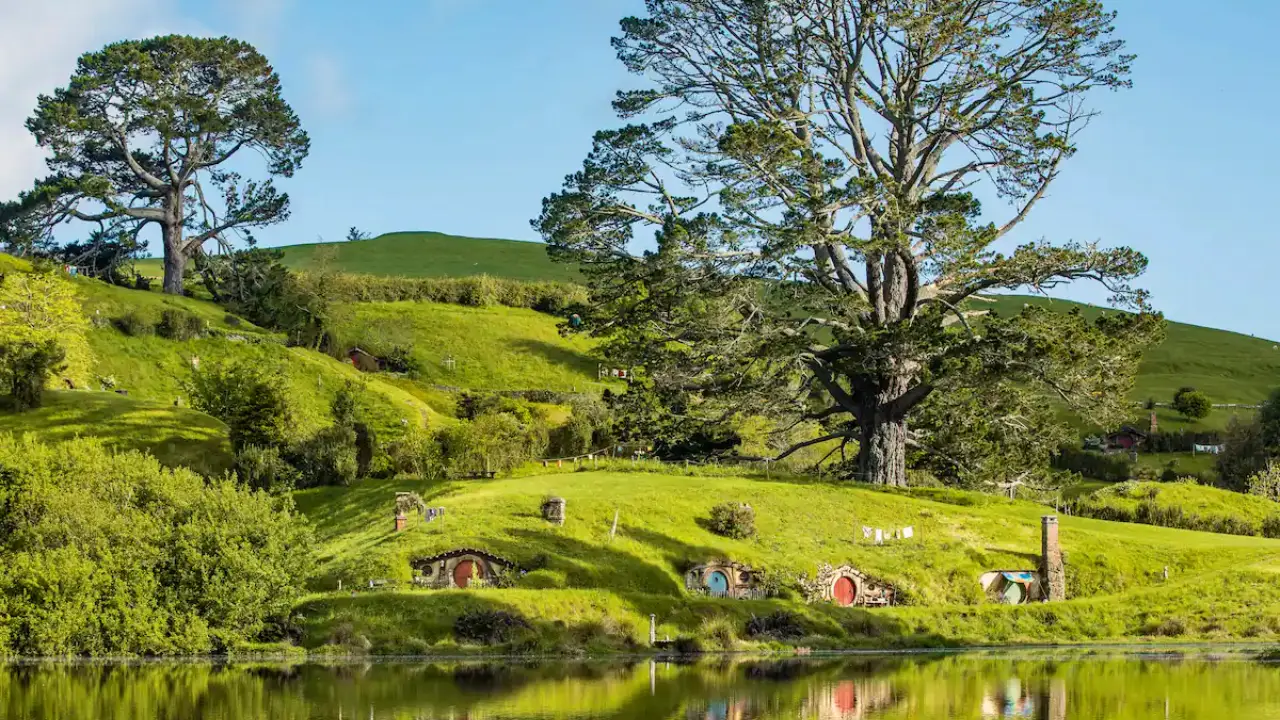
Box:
440, 412, 547, 475
234, 445, 301, 493
1248, 465, 1280, 503
1052, 446, 1132, 482
186, 360, 290, 451
699, 615, 738, 650
288, 425, 358, 488
452, 608, 531, 645
114, 309, 153, 336
745, 611, 805, 640
707, 501, 756, 539
387, 426, 446, 480
0, 340, 65, 411
672, 636, 704, 655
155, 308, 206, 340
0, 436, 313, 656
1264, 516, 1280, 540
1172, 387, 1212, 420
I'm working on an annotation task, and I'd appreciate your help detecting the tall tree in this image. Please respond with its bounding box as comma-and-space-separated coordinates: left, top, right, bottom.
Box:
536, 0, 1163, 486
0, 35, 309, 294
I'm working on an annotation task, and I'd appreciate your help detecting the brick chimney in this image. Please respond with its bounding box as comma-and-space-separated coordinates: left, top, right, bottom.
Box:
1041, 515, 1066, 601
1150, 411, 1158, 434
394, 513, 408, 532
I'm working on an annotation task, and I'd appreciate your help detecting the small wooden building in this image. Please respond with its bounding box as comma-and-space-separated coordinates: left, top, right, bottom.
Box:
347, 347, 382, 372
1103, 426, 1146, 452
979, 570, 1045, 605
410, 548, 515, 589
685, 561, 765, 599
811, 564, 896, 607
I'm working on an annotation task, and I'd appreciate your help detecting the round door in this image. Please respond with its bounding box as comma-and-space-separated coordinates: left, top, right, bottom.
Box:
707, 570, 729, 596
1002, 581, 1025, 604
834, 576, 856, 606
453, 560, 480, 588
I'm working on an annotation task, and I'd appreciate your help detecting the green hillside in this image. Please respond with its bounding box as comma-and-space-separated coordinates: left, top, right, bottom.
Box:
982, 295, 1279, 407
329, 301, 607, 392
293, 467, 1280, 653
138, 231, 581, 283
0, 390, 233, 476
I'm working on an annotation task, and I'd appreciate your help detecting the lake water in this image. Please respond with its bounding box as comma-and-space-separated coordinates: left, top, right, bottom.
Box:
1, 651, 1278, 719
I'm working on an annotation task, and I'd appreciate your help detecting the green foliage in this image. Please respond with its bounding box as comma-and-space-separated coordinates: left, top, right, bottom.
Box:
0, 271, 92, 389
1, 35, 309, 294
0, 436, 312, 655
1247, 465, 1280, 503
234, 445, 301, 493
440, 412, 545, 475
1172, 387, 1212, 420
1218, 412, 1275, 492
707, 502, 756, 540
452, 608, 531, 646
1074, 480, 1280, 537
155, 308, 206, 341
198, 248, 333, 349
1053, 446, 1133, 483
346, 227, 371, 242
114, 309, 153, 336
386, 425, 446, 480
309, 272, 588, 313
0, 340, 65, 411
186, 359, 290, 451
288, 425, 358, 488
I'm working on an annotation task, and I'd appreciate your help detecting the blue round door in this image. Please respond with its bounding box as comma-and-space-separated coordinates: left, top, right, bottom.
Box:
707, 570, 729, 596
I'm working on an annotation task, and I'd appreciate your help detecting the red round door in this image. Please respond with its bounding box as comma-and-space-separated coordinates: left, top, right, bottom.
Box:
453, 560, 478, 588
834, 576, 856, 606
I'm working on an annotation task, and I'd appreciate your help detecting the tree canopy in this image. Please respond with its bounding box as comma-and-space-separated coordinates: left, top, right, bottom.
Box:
0, 35, 309, 295
536, 0, 1164, 487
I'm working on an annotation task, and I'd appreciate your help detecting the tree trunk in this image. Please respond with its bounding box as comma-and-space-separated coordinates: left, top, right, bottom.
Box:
161, 194, 185, 295
857, 373, 912, 487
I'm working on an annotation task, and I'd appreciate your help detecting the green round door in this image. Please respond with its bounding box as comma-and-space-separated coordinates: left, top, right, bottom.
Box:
1002, 581, 1026, 604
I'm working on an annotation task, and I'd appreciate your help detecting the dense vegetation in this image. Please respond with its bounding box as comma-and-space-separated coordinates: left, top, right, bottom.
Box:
0, 437, 311, 655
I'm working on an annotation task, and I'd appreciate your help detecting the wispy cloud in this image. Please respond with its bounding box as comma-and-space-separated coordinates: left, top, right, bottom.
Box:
0, 0, 179, 198
307, 53, 351, 117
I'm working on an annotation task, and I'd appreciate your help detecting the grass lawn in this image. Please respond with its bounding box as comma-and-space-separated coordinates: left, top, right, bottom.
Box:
137, 231, 582, 283
292, 467, 1280, 653
328, 301, 612, 393
0, 390, 233, 476
1081, 480, 1280, 529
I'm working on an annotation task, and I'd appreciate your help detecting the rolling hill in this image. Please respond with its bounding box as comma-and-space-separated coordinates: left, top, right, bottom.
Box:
142, 232, 1280, 412
292, 466, 1280, 653
137, 231, 582, 283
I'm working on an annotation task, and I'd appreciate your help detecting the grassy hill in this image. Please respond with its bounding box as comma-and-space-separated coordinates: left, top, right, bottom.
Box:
0, 390, 233, 476
137, 231, 581, 283
292, 466, 1280, 653
328, 301, 607, 392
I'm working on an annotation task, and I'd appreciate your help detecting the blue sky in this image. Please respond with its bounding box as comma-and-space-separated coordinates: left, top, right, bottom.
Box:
2, 0, 1276, 338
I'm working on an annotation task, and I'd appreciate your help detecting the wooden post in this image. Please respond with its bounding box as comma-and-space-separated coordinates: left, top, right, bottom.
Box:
610, 509, 619, 542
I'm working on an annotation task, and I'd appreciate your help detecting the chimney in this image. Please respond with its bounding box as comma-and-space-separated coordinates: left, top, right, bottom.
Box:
1041, 515, 1066, 601
394, 513, 408, 532
1150, 411, 1158, 434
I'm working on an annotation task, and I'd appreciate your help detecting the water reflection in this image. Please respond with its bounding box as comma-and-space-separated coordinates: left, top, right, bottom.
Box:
0, 652, 1277, 719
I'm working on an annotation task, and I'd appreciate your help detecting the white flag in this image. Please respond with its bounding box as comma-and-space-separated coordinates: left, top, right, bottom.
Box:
903, 526, 914, 539
862, 526, 872, 539
874, 529, 883, 545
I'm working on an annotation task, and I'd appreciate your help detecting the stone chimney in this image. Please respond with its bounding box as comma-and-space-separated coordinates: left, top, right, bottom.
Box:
394, 513, 408, 532
1041, 515, 1066, 601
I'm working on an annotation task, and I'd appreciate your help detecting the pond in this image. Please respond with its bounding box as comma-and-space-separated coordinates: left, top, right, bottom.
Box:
1, 650, 1278, 719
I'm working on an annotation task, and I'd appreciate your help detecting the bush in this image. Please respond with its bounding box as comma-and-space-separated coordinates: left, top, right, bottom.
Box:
707, 501, 756, 539
234, 445, 301, 493
671, 636, 703, 655
387, 426, 446, 480
452, 608, 531, 645
440, 412, 547, 475
155, 308, 206, 340
1263, 516, 1280, 539
1172, 387, 1212, 420
288, 425, 358, 488
186, 360, 290, 451
745, 611, 805, 640
299, 271, 589, 312
1052, 446, 1132, 482
113, 309, 153, 336
0, 436, 313, 656
0, 340, 65, 411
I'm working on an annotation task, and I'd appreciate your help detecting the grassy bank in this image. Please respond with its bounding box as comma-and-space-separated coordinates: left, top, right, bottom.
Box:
1075, 480, 1280, 537
291, 469, 1280, 654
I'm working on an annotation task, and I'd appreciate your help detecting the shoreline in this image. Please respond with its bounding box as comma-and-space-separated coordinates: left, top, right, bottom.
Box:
3, 641, 1277, 665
